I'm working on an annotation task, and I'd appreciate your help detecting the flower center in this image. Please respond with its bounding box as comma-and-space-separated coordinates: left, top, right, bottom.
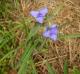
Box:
37, 13, 43, 17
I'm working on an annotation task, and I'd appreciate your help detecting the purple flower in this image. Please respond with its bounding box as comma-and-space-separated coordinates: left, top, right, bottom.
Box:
30, 7, 48, 24
43, 24, 58, 41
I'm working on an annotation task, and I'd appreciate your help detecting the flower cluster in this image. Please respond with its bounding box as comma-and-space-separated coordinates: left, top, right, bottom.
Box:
30, 7, 58, 41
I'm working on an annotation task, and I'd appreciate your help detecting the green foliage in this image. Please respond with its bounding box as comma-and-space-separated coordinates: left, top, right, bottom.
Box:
59, 33, 80, 40
30, 58, 38, 74
46, 61, 56, 74
73, 67, 80, 74
18, 44, 35, 74
63, 60, 68, 74
18, 25, 41, 74
26, 24, 40, 42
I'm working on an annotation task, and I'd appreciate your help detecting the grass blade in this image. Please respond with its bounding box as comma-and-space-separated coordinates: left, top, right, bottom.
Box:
0, 50, 15, 63
26, 24, 40, 42
30, 59, 38, 74
18, 42, 37, 74
59, 34, 80, 40
73, 67, 80, 74
63, 60, 68, 74
46, 61, 56, 74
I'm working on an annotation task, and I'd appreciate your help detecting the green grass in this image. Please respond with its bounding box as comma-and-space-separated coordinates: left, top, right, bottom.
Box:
63, 60, 68, 74
46, 61, 56, 74
73, 67, 80, 74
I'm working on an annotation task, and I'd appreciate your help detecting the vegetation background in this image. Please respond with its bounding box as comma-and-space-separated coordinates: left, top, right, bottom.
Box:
0, 0, 80, 74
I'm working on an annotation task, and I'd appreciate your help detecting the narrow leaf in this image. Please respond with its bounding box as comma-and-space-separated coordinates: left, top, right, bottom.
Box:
18, 43, 37, 74
59, 34, 80, 40
46, 61, 56, 74
73, 67, 80, 74
63, 60, 68, 74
